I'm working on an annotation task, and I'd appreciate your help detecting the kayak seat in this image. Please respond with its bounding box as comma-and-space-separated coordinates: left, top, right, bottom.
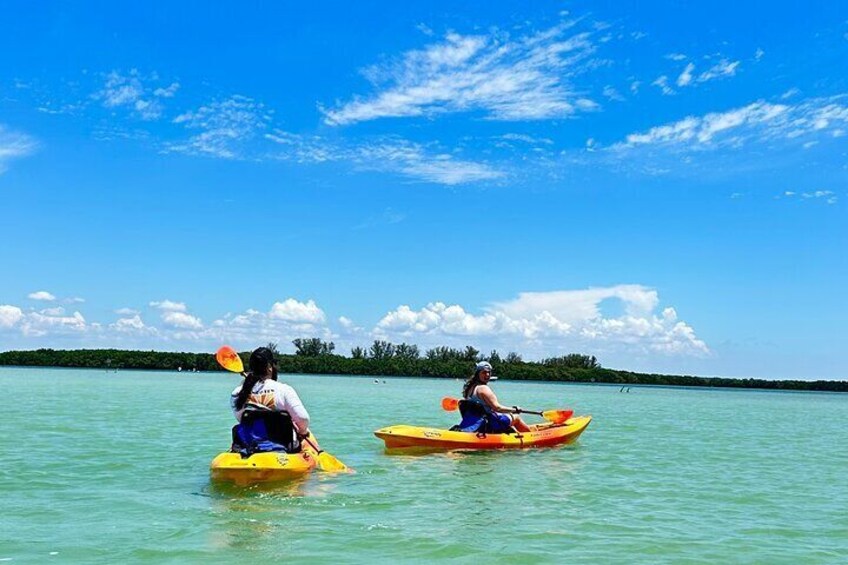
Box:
231, 410, 302, 457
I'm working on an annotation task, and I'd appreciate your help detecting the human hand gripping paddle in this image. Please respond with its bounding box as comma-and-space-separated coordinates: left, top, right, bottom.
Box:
440, 397, 574, 425
215, 346, 351, 473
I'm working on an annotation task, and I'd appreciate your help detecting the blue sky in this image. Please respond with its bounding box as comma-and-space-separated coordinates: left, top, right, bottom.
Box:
1, 1, 846, 379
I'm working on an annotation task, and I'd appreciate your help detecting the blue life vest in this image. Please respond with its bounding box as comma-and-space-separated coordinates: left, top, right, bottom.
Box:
454, 398, 513, 434
231, 409, 301, 456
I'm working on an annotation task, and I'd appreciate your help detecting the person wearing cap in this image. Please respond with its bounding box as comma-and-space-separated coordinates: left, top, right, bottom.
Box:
229, 347, 312, 453
455, 361, 531, 433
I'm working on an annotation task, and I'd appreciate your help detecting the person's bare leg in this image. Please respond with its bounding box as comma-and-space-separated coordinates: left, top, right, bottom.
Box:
512, 416, 531, 432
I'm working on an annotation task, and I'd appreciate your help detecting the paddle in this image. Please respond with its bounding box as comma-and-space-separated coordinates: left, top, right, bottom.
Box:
441, 396, 573, 425
215, 345, 351, 473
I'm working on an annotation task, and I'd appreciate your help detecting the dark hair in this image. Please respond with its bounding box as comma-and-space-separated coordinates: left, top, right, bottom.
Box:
462, 367, 486, 399
234, 347, 277, 411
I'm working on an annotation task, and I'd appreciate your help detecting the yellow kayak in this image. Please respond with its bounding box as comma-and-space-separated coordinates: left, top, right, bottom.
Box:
374, 415, 592, 451
210, 432, 320, 484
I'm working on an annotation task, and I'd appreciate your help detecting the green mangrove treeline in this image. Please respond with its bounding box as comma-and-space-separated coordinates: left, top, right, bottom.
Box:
1, 339, 846, 392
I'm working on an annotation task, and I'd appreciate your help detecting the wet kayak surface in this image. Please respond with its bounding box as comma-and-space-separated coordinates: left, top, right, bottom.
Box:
2, 367, 846, 562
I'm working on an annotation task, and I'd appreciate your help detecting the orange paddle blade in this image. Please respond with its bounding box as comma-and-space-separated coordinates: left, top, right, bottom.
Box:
216, 345, 244, 374
441, 397, 460, 411
542, 409, 574, 425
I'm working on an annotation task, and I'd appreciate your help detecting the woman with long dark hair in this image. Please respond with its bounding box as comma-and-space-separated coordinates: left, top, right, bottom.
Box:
230, 347, 311, 453
458, 361, 530, 433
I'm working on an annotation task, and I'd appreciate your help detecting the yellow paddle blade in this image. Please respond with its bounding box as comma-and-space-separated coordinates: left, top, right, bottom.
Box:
542, 409, 574, 425
441, 397, 460, 411
303, 434, 352, 473
216, 345, 244, 374
316, 452, 351, 473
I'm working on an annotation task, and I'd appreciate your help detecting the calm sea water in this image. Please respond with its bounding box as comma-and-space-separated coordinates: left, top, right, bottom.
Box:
1, 367, 846, 563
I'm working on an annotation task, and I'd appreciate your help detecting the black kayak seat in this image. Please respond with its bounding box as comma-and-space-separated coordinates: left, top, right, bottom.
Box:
231, 409, 301, 455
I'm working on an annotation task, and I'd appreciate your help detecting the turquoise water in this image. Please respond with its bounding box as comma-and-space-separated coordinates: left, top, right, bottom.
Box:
1, 367, 846, 563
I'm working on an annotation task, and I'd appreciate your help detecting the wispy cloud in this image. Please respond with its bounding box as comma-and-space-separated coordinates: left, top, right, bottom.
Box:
166, 95, 272, 159
355, 140, 505, 185
149, 300, 187, 312
676, 63, 695, 87
697, 59, 740, 83
613, 96, 848, 150
662, 56, 740, 93
115, 307, 140, 316
652, 75, 675, 96
267, 131, 504, 185
322, 20, 600, 125
93, 70, 179, 121
0, 125, 37, 174
778, 190, 838, 205
602, 85, 625, 102
353, 207, 408, 230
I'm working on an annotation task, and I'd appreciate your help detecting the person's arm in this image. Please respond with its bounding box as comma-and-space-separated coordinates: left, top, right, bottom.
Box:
276, 384, 311, 435
476, 386, 520, 414
230, 387, 244, 421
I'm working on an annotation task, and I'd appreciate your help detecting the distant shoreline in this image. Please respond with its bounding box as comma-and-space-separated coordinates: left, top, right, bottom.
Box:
1, 348, 845, 393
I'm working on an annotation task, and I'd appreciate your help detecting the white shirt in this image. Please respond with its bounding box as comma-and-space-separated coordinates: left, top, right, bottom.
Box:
230, 379, 310, 434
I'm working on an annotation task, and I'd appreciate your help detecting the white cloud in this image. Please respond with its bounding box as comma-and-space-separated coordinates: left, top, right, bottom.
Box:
0, 304, 89, 337
780, 190, 838, 205
149, 299, 202, 329
0, 125, 37, 174
355, 140, 504, 185
652, 75, 675, 96
111, 314, 158, 335
270, 299, 326, 324
94, 70, 175, 121
161, 311, 203, 330
115, 307, 140, 315
267, 132, 504, 185
153, 82, 180, 98
755, 48, 764, 61
665, 53, 688, 61
374, 285, 708, 357
40, 307, 66, 316
416, 23, 434, 36
208, 300, 337, 348
498, 133, 554, 145
614, 96, 848, 150
20, 310, 87, 337
0, 305, 24, 328
166, 95, 272, 159
676, 62, 695, 87
28, 291, 56, 301
322, 21, 599, 125
602, 85, 625, 102
697, 59, 739, 83
150, 300, 187, 312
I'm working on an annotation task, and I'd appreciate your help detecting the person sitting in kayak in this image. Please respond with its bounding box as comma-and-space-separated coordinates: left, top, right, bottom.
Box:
230, 347, 311, 454
455, 361, 531, 433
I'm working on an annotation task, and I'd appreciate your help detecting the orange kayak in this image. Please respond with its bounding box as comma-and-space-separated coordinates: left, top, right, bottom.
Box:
374, 415, 591, 451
